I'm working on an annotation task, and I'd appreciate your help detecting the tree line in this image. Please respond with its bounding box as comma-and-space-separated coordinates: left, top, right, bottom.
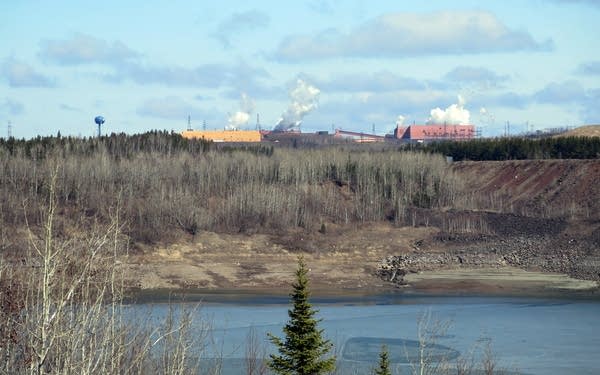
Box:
410, 136, 600, 161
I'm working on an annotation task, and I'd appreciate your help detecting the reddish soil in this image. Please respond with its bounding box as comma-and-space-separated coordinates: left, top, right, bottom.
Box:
452, 159, 600, 219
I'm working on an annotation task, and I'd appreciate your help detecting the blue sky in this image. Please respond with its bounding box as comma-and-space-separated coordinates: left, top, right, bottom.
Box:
1, 0, 599, 138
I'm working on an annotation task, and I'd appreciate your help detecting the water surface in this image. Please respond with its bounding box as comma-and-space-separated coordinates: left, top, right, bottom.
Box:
130, 294, 600, 374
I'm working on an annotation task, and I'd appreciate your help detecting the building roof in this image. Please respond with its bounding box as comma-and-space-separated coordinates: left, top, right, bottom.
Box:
396, 124, 475, 140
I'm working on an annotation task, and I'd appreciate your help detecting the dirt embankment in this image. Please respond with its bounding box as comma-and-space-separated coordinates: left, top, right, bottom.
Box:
123, 225, 437, 292
555, 124, 600, 138
124, 159, 600, 295
452, 159, 600, 219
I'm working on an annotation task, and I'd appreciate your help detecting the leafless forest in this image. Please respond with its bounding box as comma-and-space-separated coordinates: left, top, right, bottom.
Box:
0, 132, 464, 246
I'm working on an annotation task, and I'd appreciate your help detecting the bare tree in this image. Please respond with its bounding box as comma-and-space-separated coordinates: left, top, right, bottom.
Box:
245, 326, 268, 375
0, 166, 205, 374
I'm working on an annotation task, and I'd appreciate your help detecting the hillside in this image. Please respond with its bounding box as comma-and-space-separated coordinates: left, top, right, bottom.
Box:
1, 134, 598, 295
555, 125, 600, 138
125, 158, 600, 294
452, 159, 600, 219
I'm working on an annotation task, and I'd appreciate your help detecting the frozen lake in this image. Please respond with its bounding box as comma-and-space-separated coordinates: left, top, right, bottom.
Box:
130, 294, 600, 374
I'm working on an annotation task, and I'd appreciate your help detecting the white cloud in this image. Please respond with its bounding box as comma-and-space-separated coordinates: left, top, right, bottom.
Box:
40, 33, 139, 65
212, 10, 270, 48
534, 80, 587, 103
2, 58, 55, 88
59, 103, 80, 112
275, 11, 552, 61
137, 96, 207, 120
312, 71, 425, 92
108, 62, 232, 87
548, 0, 600, 8
444, 66, 508, 86
0, 97, 24, 115
576, 61, 600, 75
581, 89, 600, 124
136, 96, 227, 129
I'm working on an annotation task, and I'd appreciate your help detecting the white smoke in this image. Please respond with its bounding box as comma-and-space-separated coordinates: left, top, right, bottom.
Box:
426, 95, 471, 125
478, 106, 495, 126
396, 115, 406, 127
275, 79, 320, 131
226, 93, 254, 130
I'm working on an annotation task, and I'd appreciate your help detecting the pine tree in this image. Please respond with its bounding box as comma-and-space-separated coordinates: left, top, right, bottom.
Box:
267, 256, 336, 375
373, 344, 392, 375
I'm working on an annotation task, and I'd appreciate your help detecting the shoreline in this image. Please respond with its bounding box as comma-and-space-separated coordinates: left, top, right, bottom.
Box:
125, 267, 600, 304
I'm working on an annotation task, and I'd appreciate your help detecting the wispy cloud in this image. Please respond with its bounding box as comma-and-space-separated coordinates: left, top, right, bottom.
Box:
581, 89, 600, 124
444, 66, 508, 86
576, 61, 600, 75
309, 71, 425, 92
274, 11, 552, 61
137, 96, 219, 121
40, 33, 139, 65
532, 80, 600, 124
547, 0, 600, 8
212, 10, 270, 48
0, 97, 25, 115
307, 0, 337, 15
59, 103, 80, 112
106, 62, 232, 87
533, 80, 587, 103
315, 90, 452, 127
2, 58, 55, 87
38, 34, 275, 95
106, 60, 274, 97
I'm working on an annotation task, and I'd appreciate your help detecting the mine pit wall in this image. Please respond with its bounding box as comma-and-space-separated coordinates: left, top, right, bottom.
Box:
379, 159, 600, 286
450, 159, 600, 220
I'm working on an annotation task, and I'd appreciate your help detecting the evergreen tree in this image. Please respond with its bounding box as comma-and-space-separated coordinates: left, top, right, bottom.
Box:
373, 345, 391, 375
268, 256, 336, 375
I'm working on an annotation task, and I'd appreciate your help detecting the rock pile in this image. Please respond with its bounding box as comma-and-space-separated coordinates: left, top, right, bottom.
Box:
378, 235, 599, 286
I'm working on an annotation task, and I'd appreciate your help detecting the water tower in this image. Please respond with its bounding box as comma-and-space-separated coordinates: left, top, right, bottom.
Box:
94, 115, 105, 137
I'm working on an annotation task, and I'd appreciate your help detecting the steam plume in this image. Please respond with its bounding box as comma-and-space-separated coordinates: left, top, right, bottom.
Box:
226, 93, 254, 130
426, 95, 470, 125
396, 115, 406, 126
274, 79, 320, 131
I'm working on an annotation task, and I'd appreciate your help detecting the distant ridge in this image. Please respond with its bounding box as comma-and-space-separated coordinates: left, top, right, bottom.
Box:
555, 125, 600, 138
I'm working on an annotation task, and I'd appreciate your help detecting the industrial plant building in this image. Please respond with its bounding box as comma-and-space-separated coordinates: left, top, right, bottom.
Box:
180, 124, 476, 144
181, 130, 262, 143
394, 124, 475, 141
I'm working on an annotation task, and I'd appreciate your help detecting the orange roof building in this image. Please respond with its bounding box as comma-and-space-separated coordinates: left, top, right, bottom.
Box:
181, 130, 262, 143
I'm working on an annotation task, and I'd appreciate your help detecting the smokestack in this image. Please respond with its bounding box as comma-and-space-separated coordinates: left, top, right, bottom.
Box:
274, 79, 320, 131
